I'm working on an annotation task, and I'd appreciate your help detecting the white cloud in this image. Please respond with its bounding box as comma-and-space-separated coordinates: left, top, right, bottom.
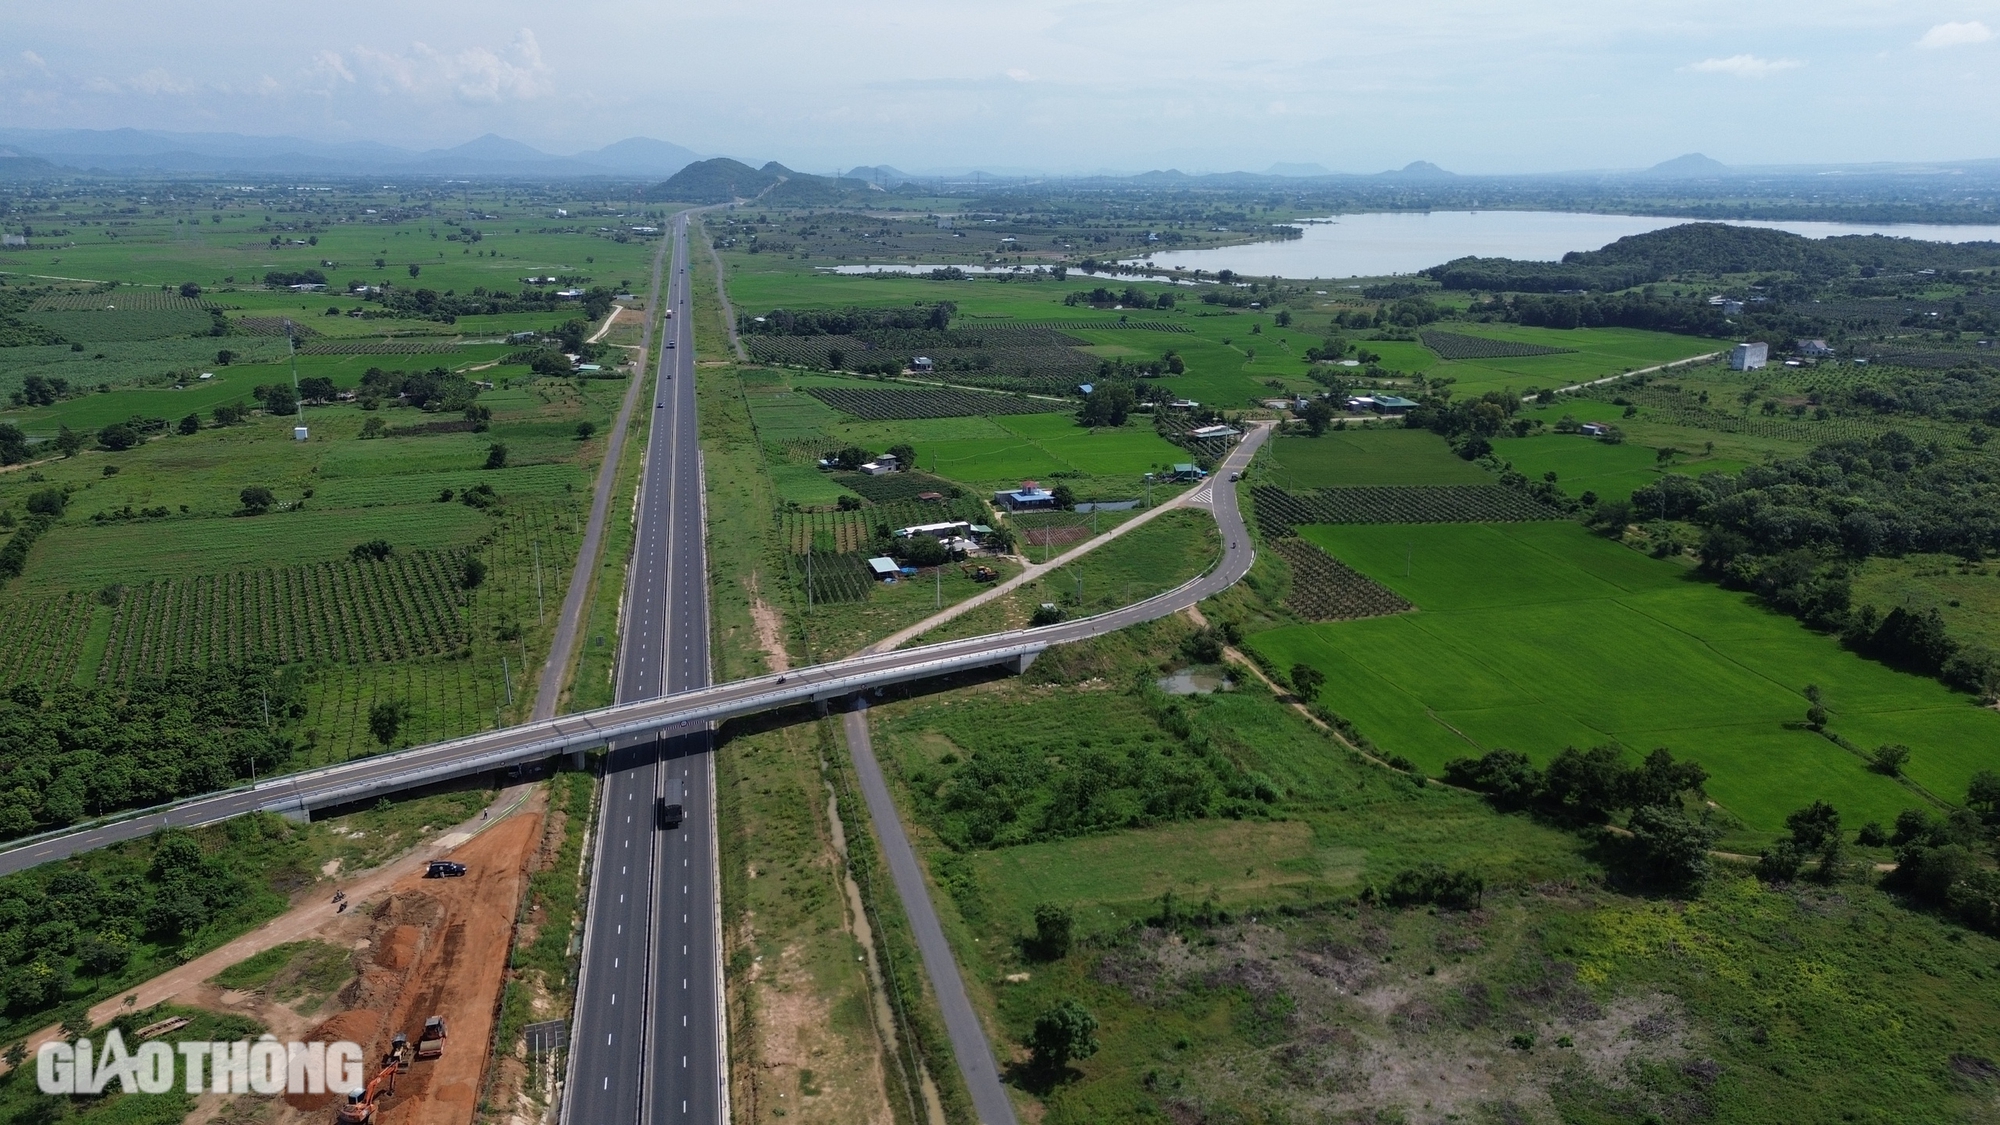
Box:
20, 51, 48, 71
1916, 20, 1993, 49
351, 29, 551, 103
128, 67, 193, 95
1005, 68, 1034, 82
1685, 54, 1804, 78
313, 50, 355, 84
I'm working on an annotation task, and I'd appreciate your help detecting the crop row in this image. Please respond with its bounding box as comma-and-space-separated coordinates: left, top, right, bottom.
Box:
232, 317, 321, 337
1252, 485, 1562, 534
805, 386, 1054, 420
98, 550, 470, 677
1419, 330, 1575, 360
789, 551, 874, 605
1272, 537, 1412, 622
780, 495, 987, 554
30, 292, 214, 312
298, 339, 460, 355
24, 309, 216, 343
0, 591, 94, 685
834, 469, 961, 503
1011, 320, 1191, 334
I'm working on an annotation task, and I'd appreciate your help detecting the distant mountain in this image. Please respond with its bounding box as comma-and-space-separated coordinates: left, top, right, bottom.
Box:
0, 127, 703, 178
1379, 160, 1455, 179
1266, 162, 1333, 177
845, 164, 914, 187
1645, 153, 1732, 178
648, 158, 785, 202
579, 137, 701, 176
0, 147, 61, 177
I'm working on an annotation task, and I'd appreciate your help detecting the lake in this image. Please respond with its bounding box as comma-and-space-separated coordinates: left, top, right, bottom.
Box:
1117, 211, 2000, 280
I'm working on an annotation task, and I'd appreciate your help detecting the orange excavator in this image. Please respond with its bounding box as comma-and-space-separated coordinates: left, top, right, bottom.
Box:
336, 1055, 399, 1123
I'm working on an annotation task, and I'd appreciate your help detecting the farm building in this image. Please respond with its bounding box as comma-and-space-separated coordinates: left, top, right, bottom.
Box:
1346, 395, 1418, 415
1729, 342, 1769, 371
1580, 423, 1609, 437
895, 520, 972, 539
1796, 338, 1834, 358
1171, 464, 1207, 482
995, 482, 1057, 511
912, 356, 934, 372
1188, 424, 1240, 441
1169, 399, 1201, 409
866, 557, 902, 581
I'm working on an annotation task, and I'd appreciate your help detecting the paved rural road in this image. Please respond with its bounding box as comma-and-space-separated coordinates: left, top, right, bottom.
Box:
564, 215, 727, 1125
844, 702, 1018, 1123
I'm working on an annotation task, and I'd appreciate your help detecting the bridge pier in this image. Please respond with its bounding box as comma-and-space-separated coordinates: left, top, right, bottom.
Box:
569, 749, 587, 771
1013, 650, 1040, 674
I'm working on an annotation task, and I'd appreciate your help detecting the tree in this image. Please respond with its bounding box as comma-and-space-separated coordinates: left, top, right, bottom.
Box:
1625, 804, 1718, 886
349, 539, 394, 562
484, 443, 509, 470
239, 486, 276, 515
1050, 484, 1077, 511
408, 264, 421, 278
260, 384, 298, 416
97, 422, 141, 452
25, 488, 66, 517
1869, 743, 1912, 777
887, 443, 916, 469
1299, 399, 1335, 436
368, 700, 407, 749
1027, 999, 1099, 1073
1968, 770, 2000, 823
1290, 662, 1325, 703
177, 413, 201, 436
55, 425, 84, 457
1076, 382, 1135, 428
460, 557, 488, 589
179, 281, 202, 298
1623, 747, 1707, 809
1786, 801, 1842, 850
1031, 903, 1073, 961
216, 349, 235, 365
575, 421, 597, 440
825, 347, 845, 370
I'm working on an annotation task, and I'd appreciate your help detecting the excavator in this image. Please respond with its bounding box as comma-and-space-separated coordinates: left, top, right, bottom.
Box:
336, 1043, 403, 1124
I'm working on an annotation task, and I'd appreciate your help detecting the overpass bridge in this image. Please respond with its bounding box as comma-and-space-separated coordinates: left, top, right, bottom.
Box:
0, 428, 1262, 879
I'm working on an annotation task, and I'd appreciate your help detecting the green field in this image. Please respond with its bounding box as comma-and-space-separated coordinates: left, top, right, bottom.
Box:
1423, 323, 1720, 396
1248, 521, 2000, 836
1492, 432, 1752, 503
1261, 428, 1490, 488
716, 258, 1720, 415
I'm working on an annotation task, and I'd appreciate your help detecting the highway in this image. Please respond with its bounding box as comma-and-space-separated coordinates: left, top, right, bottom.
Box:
564, 215, 726, 1125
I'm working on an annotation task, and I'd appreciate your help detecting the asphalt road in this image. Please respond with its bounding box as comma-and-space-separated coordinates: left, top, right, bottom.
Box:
844, 702, 1017, 1124
564, 214, 725, 1125
531, 226, 674, 721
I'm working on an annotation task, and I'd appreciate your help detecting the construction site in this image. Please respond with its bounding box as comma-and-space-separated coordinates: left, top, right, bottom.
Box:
12, 783, 573, 1125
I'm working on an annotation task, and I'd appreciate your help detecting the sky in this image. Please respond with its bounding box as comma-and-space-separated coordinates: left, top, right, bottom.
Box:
4, 0, 1999, 174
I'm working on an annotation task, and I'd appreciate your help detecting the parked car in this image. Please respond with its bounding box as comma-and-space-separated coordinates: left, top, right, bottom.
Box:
425, 861, 467, 878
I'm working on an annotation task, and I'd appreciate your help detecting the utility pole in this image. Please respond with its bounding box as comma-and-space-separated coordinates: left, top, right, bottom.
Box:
935, 564, 942, 608
1406, 542, 1413, 577
501, 656, 514, 705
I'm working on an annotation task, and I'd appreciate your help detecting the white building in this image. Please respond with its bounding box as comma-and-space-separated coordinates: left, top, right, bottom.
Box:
1729, 342, 1769, 371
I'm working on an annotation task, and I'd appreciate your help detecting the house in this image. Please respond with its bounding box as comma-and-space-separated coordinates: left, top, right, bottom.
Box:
1729, 342, 1769, 371
1349, 395, 1418, 415
860, 461, 894, 476
555, 288, 584, 299
1188, 424, 1240, 441
1171, 463, 1207, 482
1722, 300, 1744, 316
1796, 338, 1834, 358
917, 491, 945, 502
1168, 399, 1200, 409
1077, 383, 1094, 395
866, 557, 902, 581
912, 356, 934, 372
1579, 422, 1609, 437
995, 481, 1057, 510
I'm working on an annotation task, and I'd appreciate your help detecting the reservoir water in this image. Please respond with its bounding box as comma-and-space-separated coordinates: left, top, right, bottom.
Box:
1116, 211, 2000, 280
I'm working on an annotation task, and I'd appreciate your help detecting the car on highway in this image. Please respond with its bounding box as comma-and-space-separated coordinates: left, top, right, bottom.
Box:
657, 798, 683, 829
425, 861, 467, 878
666, 340, 676, 348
